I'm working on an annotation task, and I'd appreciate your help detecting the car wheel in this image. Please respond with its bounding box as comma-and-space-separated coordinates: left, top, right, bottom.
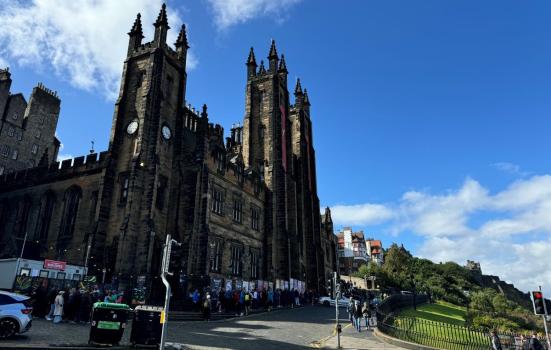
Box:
0, 318, 18, 339
323, 301, 330, 307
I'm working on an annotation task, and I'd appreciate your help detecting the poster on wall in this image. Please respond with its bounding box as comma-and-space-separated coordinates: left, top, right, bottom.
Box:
225, 279, 233, 292
236, 279, 243, 291
243, 281, 249, 292
257, 280, 264, 290
284, 280, 289, 290
268, 282, 273, 291
211, 278, 222, 292
290, 278, 295, 291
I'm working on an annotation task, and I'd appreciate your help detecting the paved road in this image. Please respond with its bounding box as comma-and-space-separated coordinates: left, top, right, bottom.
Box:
1, 305, 351, 349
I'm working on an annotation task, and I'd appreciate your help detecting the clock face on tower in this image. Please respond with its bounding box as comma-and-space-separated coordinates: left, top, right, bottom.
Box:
126, 119, 139, 135
162, 125, 172, 140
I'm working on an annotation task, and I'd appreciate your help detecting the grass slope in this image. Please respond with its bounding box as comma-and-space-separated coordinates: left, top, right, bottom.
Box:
399, 301, 467, 326
394, 302, 489, 350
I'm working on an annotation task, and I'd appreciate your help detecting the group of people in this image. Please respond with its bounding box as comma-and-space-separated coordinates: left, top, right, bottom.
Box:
347, 298, 373, 332
190, 287, 318, 320
491, 331, 547, 350
31, 286, 126, 324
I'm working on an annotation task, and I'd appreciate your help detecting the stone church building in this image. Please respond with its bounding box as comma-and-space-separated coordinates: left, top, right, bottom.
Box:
0, 5, 336, 297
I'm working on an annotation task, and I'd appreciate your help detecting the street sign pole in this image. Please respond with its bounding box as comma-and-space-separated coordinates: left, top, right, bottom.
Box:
334, 271, 341, 349
160, 234, 181, 350
539, 286, 551, 349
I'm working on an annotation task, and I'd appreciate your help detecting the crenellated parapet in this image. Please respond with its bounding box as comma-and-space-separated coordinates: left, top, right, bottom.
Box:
35, 82, 59, 100
0, 151, 110, 190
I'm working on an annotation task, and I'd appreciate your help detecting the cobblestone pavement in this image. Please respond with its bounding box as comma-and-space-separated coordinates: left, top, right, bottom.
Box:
0, 305, 405, 349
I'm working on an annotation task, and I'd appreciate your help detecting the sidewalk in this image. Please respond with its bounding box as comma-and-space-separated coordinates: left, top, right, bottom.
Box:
319, 323, 405, 350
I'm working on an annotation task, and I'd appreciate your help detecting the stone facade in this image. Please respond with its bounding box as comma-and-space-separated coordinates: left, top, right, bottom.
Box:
0, 68, 60, 175
0, 5, 330, 297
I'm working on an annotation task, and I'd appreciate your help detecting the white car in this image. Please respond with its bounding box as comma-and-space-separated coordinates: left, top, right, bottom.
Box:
0, 291, 33, 339
318, 296, 352, 308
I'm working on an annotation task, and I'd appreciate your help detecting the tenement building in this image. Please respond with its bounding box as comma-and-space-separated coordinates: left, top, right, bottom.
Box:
0, 5, 330, 298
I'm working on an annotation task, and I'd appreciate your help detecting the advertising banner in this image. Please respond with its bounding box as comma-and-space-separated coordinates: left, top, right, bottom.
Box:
43, 259, 66, 271
225, 279, 233, 292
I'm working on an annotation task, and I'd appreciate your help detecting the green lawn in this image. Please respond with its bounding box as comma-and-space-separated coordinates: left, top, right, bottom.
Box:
389, 302, 490, 350
399, 301, 467, 326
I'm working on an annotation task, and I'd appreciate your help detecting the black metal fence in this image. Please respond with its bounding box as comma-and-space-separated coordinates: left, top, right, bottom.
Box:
376, 295, 548, 350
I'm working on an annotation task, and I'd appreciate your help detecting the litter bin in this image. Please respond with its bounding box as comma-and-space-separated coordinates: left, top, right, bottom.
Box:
130, 305, 163, 346
89, 302, 130, 346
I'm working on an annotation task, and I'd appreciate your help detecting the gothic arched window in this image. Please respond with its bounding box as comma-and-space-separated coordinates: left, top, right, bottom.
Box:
35, 191, 56, 241
59, 186, 81, 238
14, 196, 32, 238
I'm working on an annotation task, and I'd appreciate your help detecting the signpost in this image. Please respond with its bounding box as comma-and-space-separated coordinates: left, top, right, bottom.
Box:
334, 271, 341, 349
159, 234, 181, 350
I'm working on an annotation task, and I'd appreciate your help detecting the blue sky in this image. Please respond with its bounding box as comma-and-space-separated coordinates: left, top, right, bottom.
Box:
1, 0, 551, 293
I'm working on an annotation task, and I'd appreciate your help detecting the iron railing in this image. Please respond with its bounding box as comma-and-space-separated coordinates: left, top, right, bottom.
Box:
376, 295, 549, 350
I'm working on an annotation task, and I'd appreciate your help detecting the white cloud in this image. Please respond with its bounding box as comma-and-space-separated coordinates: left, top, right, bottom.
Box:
331, 203, 394, 226
0, 0, 197, 100
492, 162, 530, 177
207, 0, 302, 30
0, 56, 8, 68
329, 174, 551, 293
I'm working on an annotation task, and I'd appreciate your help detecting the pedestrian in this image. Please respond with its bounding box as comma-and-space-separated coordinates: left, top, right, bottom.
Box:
528, 332, 544, 350
78, 290, 92, 323
46, 288, 58, 321
239, 289, 245, 316
354, 300, 363, 332
267, 288, 274, 312
53, 291, 65, 324
203, 294, 212, 321
218, 288, 225, 313
244, 291, 251, 316
347, 298, 354, 324
192, 289, 200, 312
490, 331, 502, 350
294, 289, 300, 307
362, 301, 371, 331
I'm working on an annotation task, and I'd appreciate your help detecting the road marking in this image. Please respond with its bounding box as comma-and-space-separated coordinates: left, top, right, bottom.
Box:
310, 323, 352, 348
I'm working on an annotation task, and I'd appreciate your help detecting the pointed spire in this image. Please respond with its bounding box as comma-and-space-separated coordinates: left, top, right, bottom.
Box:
294, 78, 303, 96
268, 39, 278, 59
304, 88, 310, 106
258, 60, 266, 74
278, 54, 288, 73
129, 13, 144, 37
154, 3, 169, 28
175, 24, 189, 49
247, 47, 257, 66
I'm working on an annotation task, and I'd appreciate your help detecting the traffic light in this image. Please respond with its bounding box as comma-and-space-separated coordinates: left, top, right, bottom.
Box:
328, 277, 335, 298
532, 291, 547, 315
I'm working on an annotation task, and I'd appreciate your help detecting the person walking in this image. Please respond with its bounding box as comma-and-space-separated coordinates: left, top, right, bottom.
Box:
362, 301, 371, 331
347, 298, 354, 324
53, 291, 65, 324
354, 300, 363, 332
490, 331, 502, 350
267, 288, 274, 312
528, 332, 544, 350
244, 291, 251, 316
202, 294, 212, 321
46, 288, 58, 321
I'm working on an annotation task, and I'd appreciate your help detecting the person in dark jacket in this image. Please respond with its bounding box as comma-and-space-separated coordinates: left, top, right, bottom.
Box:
490, 331, 502, 350
529, 332, 544, 350
354, 301, 363, 332
203, 294, 212, 321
